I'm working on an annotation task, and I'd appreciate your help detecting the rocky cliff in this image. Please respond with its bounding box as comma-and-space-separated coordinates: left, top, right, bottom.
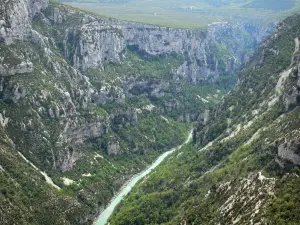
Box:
0, 0, 48, 44
42, 3, 271, 84
108, 13, 300, 225
0, 0, 274, 224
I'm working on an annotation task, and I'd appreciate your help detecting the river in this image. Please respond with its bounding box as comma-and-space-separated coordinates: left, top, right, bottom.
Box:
94, 129, 194, 225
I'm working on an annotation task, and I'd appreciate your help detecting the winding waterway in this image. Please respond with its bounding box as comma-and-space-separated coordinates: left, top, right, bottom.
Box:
94, 129, 194, 225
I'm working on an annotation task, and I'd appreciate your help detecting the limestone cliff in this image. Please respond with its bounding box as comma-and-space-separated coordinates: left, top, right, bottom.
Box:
0, 0, 48, 44
44, 4, 271, 84
0, 0, 274, 224
107, 13, 300, 225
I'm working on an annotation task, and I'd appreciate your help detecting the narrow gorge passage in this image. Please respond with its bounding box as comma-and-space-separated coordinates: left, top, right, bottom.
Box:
94, 129, 194, 225
3, 0, 299, 224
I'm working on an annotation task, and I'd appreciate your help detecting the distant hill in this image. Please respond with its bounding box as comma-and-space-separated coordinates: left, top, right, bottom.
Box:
61, 0, 130, 2
244, 0, 296, 10
209, 0, 295, 10
58, 0, 300, 28
61, 0, 297, 10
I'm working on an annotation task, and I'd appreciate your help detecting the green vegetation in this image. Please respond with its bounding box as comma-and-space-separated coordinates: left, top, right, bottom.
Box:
267, 173, 300, 224
0, 39, 192, 224
4, 0, 299, 224
85, 48, 227, 123
58, 0, 300, 28
1, 2, 228, 223
109, 138, 273, 224
88, 50, 184, 83
0, 140, 90, 225
108, 13, 300, 225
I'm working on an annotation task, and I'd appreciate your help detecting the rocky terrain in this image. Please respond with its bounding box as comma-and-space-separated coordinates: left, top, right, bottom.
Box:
108, 12, 300, 225
0, 0, 274, 224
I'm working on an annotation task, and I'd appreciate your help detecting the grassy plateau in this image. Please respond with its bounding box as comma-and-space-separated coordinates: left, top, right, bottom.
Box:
57, 0, 300, 28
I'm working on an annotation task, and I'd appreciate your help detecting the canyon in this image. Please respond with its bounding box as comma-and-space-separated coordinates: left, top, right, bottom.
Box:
0, 0, 282, 224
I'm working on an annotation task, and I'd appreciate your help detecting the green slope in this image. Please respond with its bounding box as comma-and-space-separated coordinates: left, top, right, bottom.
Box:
58, 0, 300, 28
108, 13, 300, 225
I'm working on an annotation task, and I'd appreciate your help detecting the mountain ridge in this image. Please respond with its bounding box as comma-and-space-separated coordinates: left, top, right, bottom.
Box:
108, 12, 300, 225
0, 0, 290, 224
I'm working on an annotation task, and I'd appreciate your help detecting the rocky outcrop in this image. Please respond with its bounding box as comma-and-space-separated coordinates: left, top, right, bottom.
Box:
58, 146, 81, 172
283, 66, 300, 111
125, 80, 169, 97
0, 0, 48, 45
0, 60, 34, 76
216, 172, 275, 225
283, 85, 300, 111
28, 0, 49, 17
0, 0, 31, 44
107, 137, 121, 156
44, 4, 272, 84
91, 84, 125, 105
0, 77, 27, 103
110, 109, 138, 131
199, 109, 210, 125
0, 112, 9, 128
64, 119, 109, 145
278, 140, 300, 165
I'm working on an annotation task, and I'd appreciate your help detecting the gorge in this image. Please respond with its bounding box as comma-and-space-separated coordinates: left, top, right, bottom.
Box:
94, 129, 193, 225
2, 0, 299, 225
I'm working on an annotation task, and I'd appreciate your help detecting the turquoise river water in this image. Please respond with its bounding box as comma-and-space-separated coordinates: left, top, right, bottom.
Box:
94, 129, 193, 225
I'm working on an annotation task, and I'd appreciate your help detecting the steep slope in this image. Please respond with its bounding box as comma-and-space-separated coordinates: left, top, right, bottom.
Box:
36, 2, 270, 83
0, 133, 89, 224
0, 0, 271, 224
108, 13, 300, 225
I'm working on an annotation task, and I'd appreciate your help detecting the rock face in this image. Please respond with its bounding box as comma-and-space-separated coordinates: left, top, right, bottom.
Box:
0, 0, 48, 44
0, 0, 31, 44
0, 1, 277, 223
283, 66, 300, 111
71, 23, 125, 70
283, 86, 300, 110
47, 5, 272, 84
64, 119, 109, 145
58, 146, 81, 172
107, 137, 121, 156
125, 80, 169, 97
107, 13, 300, 225
86, 21, 268, 83
0, 60, 34, 76
0, 1, 273, 174
28, 0, 49, 17
216, 172, 275, 225
278, 140, 300, 165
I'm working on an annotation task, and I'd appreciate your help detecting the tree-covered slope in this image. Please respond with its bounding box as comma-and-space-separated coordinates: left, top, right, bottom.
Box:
0, 0, 269, 224
108, 13, 300, 225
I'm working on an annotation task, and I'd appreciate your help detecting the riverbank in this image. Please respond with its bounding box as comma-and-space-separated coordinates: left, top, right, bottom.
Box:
93, 128, 194, 225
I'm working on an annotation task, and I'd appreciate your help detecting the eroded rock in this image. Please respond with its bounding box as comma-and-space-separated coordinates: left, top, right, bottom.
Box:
278, 140, 300, 165
107, 137, 121, 156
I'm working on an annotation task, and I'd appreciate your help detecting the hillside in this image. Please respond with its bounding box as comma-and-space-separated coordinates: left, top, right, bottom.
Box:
0, 0, 272, 224
59, 0, 300, 28
108, 13, 300, 225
